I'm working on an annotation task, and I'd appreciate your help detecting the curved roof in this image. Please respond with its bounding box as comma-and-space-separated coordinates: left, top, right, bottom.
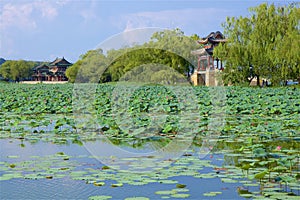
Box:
34, 64, 49, 70
49, 57, 72, 66
191, 47, 213, 56
198, 31, 227, 44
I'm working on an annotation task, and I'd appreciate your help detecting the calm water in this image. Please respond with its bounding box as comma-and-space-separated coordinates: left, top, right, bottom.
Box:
0, 139, 247, 200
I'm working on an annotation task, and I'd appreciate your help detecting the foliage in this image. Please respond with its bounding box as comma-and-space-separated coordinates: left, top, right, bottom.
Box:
214, 3, 300, 86
118, 64, 187, 84
0, 60, 36, 81
66, 49, 108, 83
0, 83, 73, 115
0, 83, 299, 199
66, 29, 199, 83
106, 48, 193, 83
1, 83, 299, 141
146, 28, 198, 73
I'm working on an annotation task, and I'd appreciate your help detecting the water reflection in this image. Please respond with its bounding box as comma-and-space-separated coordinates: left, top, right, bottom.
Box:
0, 139, 243, 199
1, 133, 299, 199
1, 112, 299, 199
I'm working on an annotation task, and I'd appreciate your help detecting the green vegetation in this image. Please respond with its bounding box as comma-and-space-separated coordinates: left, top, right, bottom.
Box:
0, 83, 299, 139
1, 4, 299, 87
65, 3, 300, 86
214, 3, 300, 86
66, 49, 108, 83
0, 60, 38, 81
0, 83, 299, 198
1, 3, 300, 199
66, 29, 198, 83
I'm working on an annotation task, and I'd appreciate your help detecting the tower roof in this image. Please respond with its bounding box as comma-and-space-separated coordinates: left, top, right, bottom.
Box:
49, 57, 72, 66
33, 64, 49, 70
198, 31, 227, 44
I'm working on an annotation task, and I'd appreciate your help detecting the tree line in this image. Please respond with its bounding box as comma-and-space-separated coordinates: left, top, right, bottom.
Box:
1, 3, 299, 86
214, 3, 300, 86
66, 3, 300, 86
66, 28, 199, 83
0, 60, 39, 82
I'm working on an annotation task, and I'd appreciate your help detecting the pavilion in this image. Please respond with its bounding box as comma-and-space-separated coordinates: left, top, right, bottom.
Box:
32, 57, 72, 82
191, 31, 226, 86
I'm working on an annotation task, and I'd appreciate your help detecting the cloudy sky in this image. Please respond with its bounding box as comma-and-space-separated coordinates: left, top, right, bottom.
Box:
0, 0, 287, 62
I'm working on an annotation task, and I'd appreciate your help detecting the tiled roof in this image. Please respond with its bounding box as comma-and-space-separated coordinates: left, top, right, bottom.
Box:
198, 31, 227, 44
49, 57, 72, 66
34, 64, 49, 70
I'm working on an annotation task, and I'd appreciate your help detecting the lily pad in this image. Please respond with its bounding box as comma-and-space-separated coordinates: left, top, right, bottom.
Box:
155, 190, 176, 195
111, 183, 123, 187
239, 193, 253, 198
88, 195, 112, 200
170, 193, 190, 198
176, 184, 186, 188
124, 197, 150, 200
93, 182, 105, 186
203, 192, 217, 197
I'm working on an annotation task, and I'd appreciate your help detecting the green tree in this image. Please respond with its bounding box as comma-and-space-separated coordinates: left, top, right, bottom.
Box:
105, 28, 198, 82
119, 63, 187, 84
147, 28, 198, 73
66, 49, 107, 83
214, 3, 300, 86
68, 29, 199, 83
0, 60, 35, 81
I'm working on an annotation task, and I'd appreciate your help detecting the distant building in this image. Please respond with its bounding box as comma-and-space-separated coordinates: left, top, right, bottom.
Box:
191, 31, 226, 86
32, 57, 72, 82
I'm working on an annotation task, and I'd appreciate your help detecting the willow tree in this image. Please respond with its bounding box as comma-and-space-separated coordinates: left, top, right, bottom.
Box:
103, 28, 198, 82
214, 3, 300, 86
68, 29, 198, 83
0, 60, 35, 81
147, 28, 198, 73
66, 49, 107, 83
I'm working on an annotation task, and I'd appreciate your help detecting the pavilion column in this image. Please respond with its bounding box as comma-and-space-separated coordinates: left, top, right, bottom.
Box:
207, 56, 210, 71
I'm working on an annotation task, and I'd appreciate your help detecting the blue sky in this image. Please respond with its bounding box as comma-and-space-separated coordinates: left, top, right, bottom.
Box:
0, 0, 287, 63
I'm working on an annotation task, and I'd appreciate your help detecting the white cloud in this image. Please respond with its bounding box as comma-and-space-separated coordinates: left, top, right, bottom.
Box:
79, 1, 102, 24
35, 1, 58, 20
0, 1, 69, 59
119, 8, 230, 35
104, 8, 230, 51
55, 0, 71, 6
1, 3, 36, 30
98, 28, 161, 52
0, 1, 62, 30
124, 20, 135, 32
80, 9, 98, 22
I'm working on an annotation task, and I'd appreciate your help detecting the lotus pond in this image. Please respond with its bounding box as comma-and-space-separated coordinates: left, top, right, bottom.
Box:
0, 83, 299, 199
